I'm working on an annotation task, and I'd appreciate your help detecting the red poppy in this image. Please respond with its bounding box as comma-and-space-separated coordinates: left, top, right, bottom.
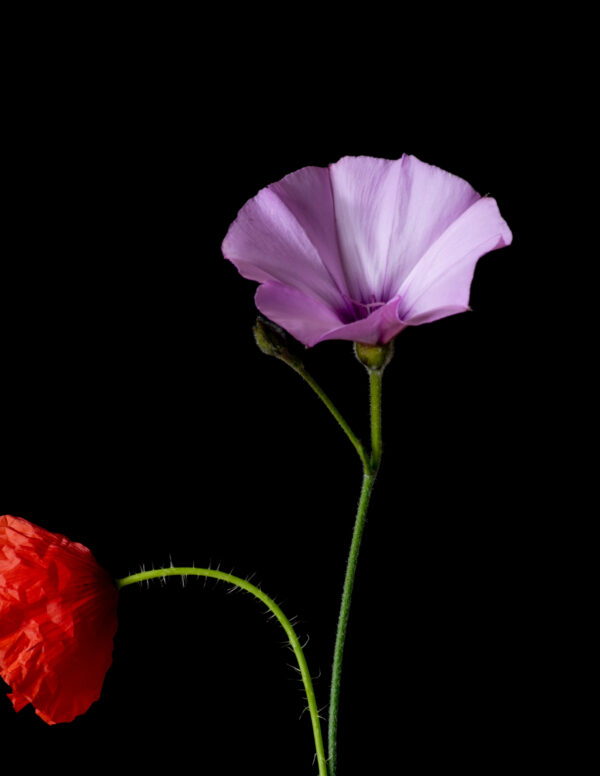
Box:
0, 515, 118, 724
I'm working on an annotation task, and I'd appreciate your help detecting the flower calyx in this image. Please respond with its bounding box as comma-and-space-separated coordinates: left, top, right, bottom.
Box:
354, 341, 395, 372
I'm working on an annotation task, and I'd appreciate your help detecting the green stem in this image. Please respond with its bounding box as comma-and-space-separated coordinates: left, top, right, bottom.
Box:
327, 472, 377, 775
117, 567, 328, 776
290, 363, 372, 473
327, 367, 384, 775
370, 369, 383, 471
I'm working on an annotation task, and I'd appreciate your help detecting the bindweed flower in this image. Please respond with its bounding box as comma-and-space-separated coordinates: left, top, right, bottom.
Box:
0, 515, 118, 724
222, 154, 512, 346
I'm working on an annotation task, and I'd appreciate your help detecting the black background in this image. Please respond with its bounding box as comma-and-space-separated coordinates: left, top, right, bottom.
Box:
1, 10, 555, 775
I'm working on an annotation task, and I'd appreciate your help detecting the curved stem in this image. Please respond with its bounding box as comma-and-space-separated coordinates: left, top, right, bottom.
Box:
327, 367, 384, 775
117, 567, 328, 776
290, 363, 372, 473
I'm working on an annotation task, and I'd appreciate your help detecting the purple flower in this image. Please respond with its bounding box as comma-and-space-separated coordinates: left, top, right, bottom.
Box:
222, 154, 512, 347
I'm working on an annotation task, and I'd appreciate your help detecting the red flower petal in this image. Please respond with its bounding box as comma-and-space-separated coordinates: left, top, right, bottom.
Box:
0, 515, 118, 724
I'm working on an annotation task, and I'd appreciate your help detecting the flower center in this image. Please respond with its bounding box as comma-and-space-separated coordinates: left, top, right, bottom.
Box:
343, 294, 386, 321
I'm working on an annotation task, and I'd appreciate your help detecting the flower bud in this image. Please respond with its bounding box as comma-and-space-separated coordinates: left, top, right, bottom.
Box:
354, 340, 395, 371
253, 317, 303, 368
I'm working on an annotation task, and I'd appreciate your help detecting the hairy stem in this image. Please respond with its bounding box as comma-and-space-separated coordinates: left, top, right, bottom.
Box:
117, 567, 328, 776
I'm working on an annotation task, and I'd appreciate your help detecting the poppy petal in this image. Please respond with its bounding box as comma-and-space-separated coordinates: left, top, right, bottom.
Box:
0, 515, 118, 724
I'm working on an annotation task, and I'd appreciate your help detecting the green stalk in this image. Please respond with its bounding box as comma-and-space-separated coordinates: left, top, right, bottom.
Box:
117, 567, 328, 776
369, 369, 383, 471
290, 362, 372, 473
327, 471, 377, 775
327, 364, 385, 775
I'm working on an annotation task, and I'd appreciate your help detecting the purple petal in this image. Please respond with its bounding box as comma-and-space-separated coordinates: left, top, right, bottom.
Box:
329, 155, 480, 303
317, 297, 406, 345
398, 197, 512, 321
401, 306, 472, 327
222, 167, 350, 318
256, 284, 407, 347
222, 154, 512, 348
255, 282, 344, 347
